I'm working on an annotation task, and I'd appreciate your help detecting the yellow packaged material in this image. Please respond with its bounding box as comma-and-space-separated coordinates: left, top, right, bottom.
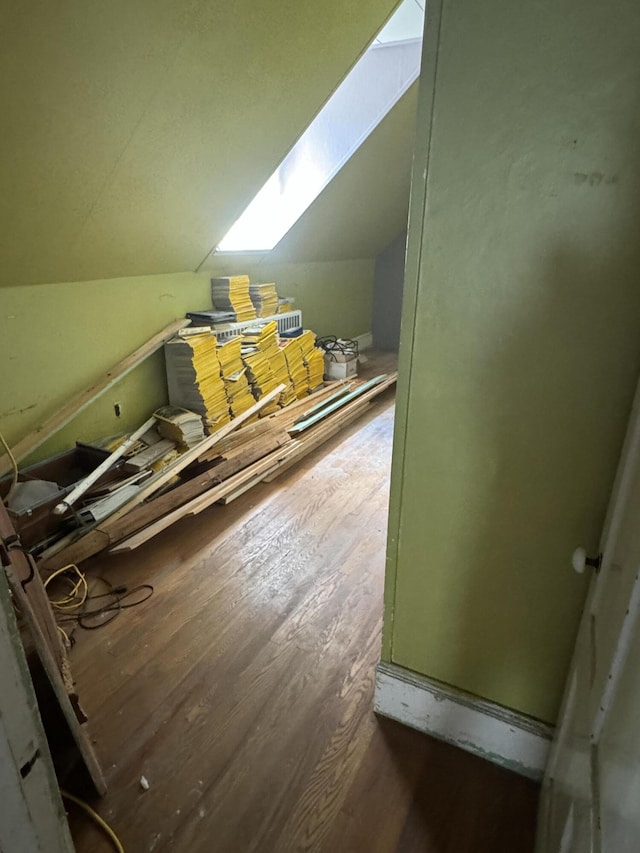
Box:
217, 337, 255, 418
164, 332, 230, 432
211, 275, 257, 323
249, 282, 279, 318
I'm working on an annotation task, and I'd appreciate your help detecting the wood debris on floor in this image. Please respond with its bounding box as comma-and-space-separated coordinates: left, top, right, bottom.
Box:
29, 371, 396, 570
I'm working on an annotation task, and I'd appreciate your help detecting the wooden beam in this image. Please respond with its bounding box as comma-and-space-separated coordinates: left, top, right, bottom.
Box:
0, 318, 189, 475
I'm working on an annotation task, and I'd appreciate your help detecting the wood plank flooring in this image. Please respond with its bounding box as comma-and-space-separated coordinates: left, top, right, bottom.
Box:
64, 363, 539, 853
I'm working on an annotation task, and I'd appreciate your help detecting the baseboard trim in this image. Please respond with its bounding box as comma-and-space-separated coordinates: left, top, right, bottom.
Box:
355, 331, 373, 352
374, 662, 553, 781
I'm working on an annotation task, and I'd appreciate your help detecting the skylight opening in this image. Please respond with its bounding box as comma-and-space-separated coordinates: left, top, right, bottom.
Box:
217, 0, 424, 253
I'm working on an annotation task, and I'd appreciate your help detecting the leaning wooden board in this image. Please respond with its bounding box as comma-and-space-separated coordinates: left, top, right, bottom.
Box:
0, 318, 189, 476
38, 384, 286, 571
0, 503, 106, 795
110, 375, 397, 552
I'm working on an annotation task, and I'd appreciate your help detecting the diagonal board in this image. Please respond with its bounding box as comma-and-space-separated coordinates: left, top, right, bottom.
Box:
0, 318, 190, 476
38, 384, 287, 571
0, 503, 106, 795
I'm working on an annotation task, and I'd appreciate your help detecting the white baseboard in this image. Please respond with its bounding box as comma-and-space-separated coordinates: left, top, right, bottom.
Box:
355, 331, 373, 352
374, 662, 553, 780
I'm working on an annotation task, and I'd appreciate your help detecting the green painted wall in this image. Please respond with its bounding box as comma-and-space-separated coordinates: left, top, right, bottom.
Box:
0, 259, 373, 467
383, 0, 640, 723
0, 0, 396, 288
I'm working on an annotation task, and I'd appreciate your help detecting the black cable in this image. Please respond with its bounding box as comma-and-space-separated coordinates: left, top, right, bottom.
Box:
48, 571, 154, 635
315, 335, 359, 362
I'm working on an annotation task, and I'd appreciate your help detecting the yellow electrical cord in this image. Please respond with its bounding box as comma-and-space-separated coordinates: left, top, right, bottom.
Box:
0, 429, 19, 501
61, 789, 125, 853
44, 564, 88, 610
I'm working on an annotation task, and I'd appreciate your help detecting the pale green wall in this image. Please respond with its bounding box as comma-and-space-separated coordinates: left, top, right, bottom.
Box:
383, 0, 640, 723
0, 259, 373, 467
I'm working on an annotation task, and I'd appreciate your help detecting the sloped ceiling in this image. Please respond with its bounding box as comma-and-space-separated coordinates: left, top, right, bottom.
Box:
0, 0, 399, 288
270, 82, 417, 263
203, 83, 417, 272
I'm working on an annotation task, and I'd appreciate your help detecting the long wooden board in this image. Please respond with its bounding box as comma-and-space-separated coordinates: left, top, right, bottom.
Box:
288, 375, 388, 435
38, 385, 286, 571
39, 431, 291, 570
0, 504, 106, 796
109, 445, 297, 552
0, 318, 189, 476
196, 380, 352, 462
110, 379, 396, 552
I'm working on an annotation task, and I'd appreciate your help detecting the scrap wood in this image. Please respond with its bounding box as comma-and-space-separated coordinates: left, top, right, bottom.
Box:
288, 374, 391, 435
262, 404, 373, 484
0, 318, 189, 477
197, 379, 353, 462
126, 438, 176, 471
111, 377, 395, 546
109, 445, 297, 553
39, 424, 289, 573
38, 384, 286, 570
261, 373, 396, 483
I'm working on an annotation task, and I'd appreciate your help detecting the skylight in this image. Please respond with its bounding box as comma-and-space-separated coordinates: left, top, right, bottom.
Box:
217, 0, 424, 253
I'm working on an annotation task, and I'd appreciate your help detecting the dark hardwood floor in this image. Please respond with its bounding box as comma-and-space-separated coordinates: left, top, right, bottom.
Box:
65, 360, 539, 852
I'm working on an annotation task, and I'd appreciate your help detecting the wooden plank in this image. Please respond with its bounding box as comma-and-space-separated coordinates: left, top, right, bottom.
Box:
288, 375, 391, 435
290, 383, 354, 424
263, 405, 371, 483
38, 385, 286, 570
0, 504, 106, 796
196, 380, 353, 461
47, 431, 291, 568
0, 318, 189, 476
109, 445, 297, 553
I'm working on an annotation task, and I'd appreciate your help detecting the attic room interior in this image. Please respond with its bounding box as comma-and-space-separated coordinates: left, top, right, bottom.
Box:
3, 0, 640, 851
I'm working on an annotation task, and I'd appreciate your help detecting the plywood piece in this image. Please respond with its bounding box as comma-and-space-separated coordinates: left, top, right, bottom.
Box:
0, 319, 189, 476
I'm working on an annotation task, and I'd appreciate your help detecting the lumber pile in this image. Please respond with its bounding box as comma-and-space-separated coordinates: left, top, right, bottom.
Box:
38, 373, 397, 569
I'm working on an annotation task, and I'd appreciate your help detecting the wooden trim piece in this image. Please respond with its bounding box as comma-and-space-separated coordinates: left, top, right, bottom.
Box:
374, 662, 553, 781
289, 375, 390, 434
0, 319, 189, 476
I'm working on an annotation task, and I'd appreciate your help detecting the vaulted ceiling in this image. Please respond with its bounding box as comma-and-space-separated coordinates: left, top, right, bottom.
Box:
0, 0, 415, 288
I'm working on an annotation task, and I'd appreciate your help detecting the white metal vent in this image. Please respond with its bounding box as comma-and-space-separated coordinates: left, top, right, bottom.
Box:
213, 310, 303, 342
